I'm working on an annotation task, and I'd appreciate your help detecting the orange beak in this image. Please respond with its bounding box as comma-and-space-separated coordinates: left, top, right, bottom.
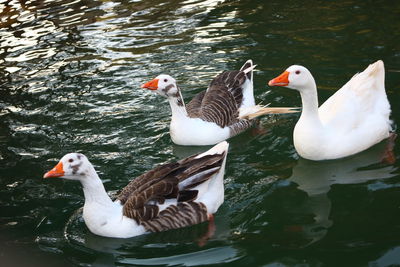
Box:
268, 71, 290, 87
43, 161, 65, 178
141, 78, 159, 90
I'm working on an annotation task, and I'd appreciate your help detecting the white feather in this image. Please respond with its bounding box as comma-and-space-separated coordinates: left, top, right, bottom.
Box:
285, 60, 391, 160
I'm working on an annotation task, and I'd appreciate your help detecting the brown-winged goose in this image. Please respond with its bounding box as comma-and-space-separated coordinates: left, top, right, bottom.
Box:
142, 60, 297, 146
43, 141, 229, 238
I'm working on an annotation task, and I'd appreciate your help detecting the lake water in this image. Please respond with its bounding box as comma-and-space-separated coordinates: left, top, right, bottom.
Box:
1, 0, 400, 266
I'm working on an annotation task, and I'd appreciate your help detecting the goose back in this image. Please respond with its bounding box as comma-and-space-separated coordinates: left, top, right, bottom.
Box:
117, 152, 226, 232
185, 69, 251, 129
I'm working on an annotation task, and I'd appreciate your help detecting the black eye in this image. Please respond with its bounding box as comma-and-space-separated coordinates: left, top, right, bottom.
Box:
68, 158, 74, 163
295, 70, 301, 75
164, 79, 168, 82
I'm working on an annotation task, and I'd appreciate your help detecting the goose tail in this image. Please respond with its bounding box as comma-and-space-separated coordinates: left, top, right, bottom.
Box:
195, 141, 229, 159
349, 60, 385, 93
240, 59, 256, 80
366, 60, 385, 88
239, 105, 300, 120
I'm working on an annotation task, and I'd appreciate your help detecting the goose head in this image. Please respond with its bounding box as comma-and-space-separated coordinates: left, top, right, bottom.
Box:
43, 153, 94, 181
268, 65, 315, 92
141, 74, 179, 97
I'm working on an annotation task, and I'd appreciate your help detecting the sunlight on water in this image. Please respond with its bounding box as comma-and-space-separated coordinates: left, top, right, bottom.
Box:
0, 0, 400, 266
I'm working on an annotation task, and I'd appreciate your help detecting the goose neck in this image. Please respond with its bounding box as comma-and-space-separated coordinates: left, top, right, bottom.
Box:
168, 88, 188, 118
80, 168, 113, 206
298, 81, 320, 121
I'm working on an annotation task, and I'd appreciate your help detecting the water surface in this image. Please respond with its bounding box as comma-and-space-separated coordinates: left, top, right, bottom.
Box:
1, 0, 400, 266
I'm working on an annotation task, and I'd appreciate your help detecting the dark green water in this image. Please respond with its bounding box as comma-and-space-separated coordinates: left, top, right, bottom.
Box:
1, 0, 400, 266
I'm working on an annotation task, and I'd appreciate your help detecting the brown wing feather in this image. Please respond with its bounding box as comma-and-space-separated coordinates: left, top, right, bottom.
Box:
193, 85, 239, 128
229, 119, 253, 137
174, 153, 225, 181
117, 152, 226, 232
186, 91, 205, 118
141, 202, 208, 232
210, 70, 247, 107
117, 162, 179, 204
122, 177, 178, 221
186, 70, 249, 128
177, 190, 199, 202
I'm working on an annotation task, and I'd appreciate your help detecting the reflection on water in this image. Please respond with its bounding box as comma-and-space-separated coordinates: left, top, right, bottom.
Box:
57, 205, 237, 266
1, 0, 400, 266
286, 140, 396, 247
119, 246, 240, 266
371, 246, 400, 267
290, 141, 396, 196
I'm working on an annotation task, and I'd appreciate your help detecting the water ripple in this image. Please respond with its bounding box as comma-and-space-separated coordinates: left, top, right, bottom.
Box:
1, 0, 400, 266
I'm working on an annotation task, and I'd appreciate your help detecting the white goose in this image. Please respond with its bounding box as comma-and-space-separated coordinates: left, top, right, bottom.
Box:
142, 60, 297, 146
43, 141, 229, 238
268, 60, 392, 161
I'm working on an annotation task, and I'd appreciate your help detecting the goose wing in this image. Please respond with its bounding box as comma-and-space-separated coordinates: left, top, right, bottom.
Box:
116, 149, 226, 232
186, 69, 251, 128
319, 60, 389, 132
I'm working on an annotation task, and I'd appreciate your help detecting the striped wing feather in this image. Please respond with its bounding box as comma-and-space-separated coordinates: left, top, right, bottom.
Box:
186, 70, 249, 128
117, 162, 179, 204
186, 91, 205, 118
117, 152, 225, 232
209, 70, 246, 108
141, 202, 208, 232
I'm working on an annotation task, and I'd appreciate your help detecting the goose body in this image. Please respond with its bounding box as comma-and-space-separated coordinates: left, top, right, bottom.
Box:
142, 60, 296, 146
43, 141, 229, 238
269, 60, 391, 161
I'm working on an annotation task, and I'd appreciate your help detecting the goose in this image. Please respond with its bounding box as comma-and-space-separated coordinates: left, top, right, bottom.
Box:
268, 60, 392, 161
43, 141, 229, 238
141, 60, 297, 146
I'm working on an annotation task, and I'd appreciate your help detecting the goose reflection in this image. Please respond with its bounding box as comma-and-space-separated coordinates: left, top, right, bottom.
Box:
172, 144, 214, 159
80, 230, 239, 266
285, 140, 396, 247
64, 208, 236, 266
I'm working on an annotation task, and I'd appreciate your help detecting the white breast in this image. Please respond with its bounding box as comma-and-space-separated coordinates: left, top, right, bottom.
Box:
83, 201, 146, 238
170, 116, 230, 146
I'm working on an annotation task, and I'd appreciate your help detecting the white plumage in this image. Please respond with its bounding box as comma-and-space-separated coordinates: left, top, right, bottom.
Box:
269, 60, 391, 160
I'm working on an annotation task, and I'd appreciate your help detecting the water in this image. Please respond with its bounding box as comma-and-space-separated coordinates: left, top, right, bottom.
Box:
1, 0, 400, 266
